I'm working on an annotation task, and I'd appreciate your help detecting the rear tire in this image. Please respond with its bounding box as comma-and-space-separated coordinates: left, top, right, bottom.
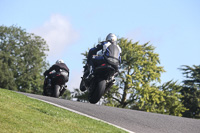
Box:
89, 79, 106, 104
80, 79, 86, 92
43, 85, 51, 96
54, 85, 60, 98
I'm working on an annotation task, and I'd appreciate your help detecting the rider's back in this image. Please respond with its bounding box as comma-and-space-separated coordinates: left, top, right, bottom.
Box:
104, 43, 121, 67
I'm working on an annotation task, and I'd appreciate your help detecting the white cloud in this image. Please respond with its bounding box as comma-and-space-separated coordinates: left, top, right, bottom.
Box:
32, 14, 79, 59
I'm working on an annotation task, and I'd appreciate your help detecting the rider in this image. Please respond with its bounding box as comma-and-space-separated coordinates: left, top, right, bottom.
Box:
81, 33, 121, 91
43, 59, 70, 95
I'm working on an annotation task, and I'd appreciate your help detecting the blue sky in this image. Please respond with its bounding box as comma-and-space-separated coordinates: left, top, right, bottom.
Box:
1, 0, 200, 91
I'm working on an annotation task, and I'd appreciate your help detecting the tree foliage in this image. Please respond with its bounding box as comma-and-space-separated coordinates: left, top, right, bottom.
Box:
0, 60, 16, 90
72, 88, 89, 102
105, 38, 165, 109
179, 65, 200, 118
0, 25, 49, 93
155, 80, 187, 116
61, 89, 72, 100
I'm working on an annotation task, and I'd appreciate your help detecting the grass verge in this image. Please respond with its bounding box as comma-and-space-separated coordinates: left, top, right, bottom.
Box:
0, 88, 127, 133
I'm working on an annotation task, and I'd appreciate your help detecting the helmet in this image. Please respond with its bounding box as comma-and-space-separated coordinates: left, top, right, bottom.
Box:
56, 59, 64, 64
106, 33, 117, 42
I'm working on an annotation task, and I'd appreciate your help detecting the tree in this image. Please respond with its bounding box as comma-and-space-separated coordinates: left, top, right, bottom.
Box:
72, 88, 89, 102
156, 80, 187, 116
179, 65, 200, 118
0, 25, 49, 93
60, 89, 72, 100
106, 38, 165, 110
0, 60, 16, 90
102, 84, 122, 107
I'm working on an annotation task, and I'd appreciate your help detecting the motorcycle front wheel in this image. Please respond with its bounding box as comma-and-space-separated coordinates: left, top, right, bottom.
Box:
89, 79, 106, 104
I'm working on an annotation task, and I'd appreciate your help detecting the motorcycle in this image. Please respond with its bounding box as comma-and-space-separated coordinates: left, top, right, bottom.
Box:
80, 63, 118, 104
43, 71, 68, 98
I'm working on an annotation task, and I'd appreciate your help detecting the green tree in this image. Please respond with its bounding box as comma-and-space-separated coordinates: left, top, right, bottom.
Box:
179, 65, 200, 118
72, 88, 89, 102
156, 80, 187, 116
107, 38, 165, 110
0, 60, 16, 90
0, 25, 49, 93
61, 89, 72, 100
102, 84, 122, 107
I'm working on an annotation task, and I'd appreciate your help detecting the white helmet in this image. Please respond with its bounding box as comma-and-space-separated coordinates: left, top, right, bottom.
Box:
106, 33, 117, 42
56, 59, 64, 64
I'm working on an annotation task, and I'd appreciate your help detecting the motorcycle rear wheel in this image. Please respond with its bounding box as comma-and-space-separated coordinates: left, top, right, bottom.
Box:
53, 85, 60, 98
89, 79, 106, 104
80, 79, 86, 92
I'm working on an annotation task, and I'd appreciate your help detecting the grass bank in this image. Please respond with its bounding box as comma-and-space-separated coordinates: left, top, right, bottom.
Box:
0, 88, 127, 133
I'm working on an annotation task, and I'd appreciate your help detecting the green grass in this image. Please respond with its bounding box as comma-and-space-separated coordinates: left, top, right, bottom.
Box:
0, 88, 127, 133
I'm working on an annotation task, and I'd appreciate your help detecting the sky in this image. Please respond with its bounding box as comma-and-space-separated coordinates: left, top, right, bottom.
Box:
1, 0, 200, 91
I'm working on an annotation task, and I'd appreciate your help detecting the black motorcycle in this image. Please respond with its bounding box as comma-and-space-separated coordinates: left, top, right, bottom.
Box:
43, 71, 68, 98
80, 63, 118, 104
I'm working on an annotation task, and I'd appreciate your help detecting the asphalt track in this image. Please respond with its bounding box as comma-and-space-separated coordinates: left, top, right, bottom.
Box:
18, 92, 200, 133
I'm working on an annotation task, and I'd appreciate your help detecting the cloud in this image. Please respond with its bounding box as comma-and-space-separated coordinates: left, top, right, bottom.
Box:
32, 14, 79, 59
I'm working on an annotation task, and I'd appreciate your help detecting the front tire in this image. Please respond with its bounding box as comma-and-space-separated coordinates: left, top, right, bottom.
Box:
89, 79, 106, 104
53, 85, 60, 98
